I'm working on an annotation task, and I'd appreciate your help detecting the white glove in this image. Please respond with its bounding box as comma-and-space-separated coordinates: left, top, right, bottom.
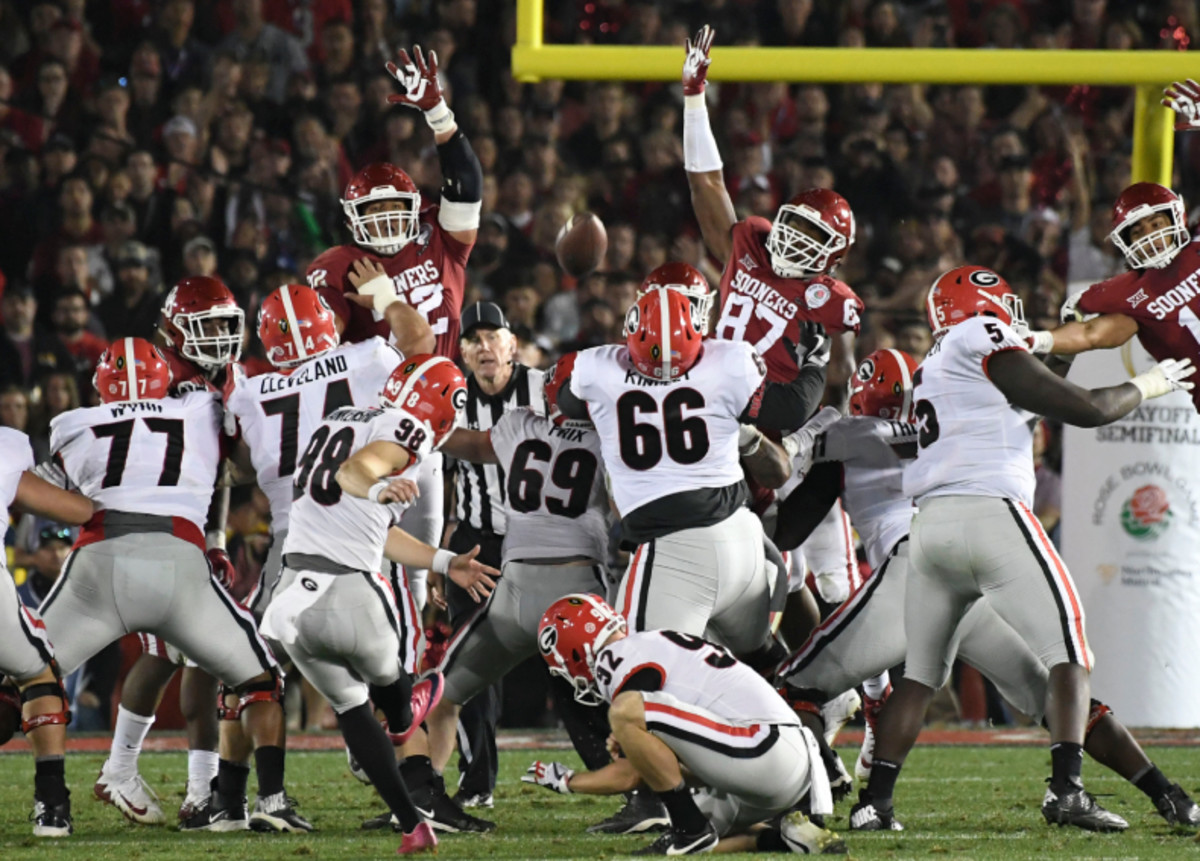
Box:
1025, 330, 1054, 355
1163, 79, 1200, 131
1130, 358, 1196, 400
737, 424, 764, 456
1060, 291, 1098, 324
782, 406, 842, 465
522, 761, 573, 794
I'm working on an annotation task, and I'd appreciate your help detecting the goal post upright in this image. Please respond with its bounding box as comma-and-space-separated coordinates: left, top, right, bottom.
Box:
512, 0, 1184, 184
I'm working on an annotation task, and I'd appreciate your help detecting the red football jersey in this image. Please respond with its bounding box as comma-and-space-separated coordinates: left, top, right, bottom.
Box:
715, 217, 864, 383
1076, 239, 1200, 411
307, 209, 472, 360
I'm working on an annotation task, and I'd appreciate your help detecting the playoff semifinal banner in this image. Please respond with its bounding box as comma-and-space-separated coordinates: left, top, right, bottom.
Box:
1062, 340, 1200, 728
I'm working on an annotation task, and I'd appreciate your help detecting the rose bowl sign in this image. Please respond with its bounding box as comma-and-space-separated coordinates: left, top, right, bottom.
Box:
1120, 484, 1173, 540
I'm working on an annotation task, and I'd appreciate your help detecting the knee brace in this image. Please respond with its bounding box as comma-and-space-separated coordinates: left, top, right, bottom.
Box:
19, 663, 72, 733
777, 683, 827, 718
218, 670, 284, 721
1085, 698, 1113, 741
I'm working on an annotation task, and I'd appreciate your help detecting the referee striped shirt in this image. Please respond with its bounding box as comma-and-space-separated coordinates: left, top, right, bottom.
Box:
453, 363, 545, 535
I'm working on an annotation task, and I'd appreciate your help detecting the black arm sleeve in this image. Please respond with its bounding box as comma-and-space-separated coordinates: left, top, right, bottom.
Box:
437, 130, 483, 202
772, 461, 842, 552
555, 375, 591, 420
741, 361, 828, 432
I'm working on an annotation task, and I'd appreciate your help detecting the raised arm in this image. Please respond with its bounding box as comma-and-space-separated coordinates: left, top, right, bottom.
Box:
1028, 312, 1139, 356
682, 26, 736, 265
987, 349, 1194, 427
439, 427, 498, 465
345, 268, 437, 357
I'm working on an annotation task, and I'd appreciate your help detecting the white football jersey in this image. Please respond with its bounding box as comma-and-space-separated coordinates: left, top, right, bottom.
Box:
50, 391, 223, 531
284, 405, 434, 573
0, 427, 35, 531
814, 417, 916, 571
595, 630, 799, 726
226, 338, 404, 533
570, 341, 765, 517
487, 410, 609, 566
903, 317, 1036, 507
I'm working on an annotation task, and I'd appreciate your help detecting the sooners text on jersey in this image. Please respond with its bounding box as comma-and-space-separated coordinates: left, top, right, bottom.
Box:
1077, 238, 1200, 411
307, 209, 471, 359
716, 217, 864, 382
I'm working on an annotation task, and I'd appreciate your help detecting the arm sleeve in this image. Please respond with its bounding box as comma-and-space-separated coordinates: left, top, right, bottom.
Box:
741, 362, 828, 432
772, 461, 843, 552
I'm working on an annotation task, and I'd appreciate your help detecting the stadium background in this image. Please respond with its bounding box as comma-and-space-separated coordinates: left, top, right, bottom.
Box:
1, 0, 1198, 732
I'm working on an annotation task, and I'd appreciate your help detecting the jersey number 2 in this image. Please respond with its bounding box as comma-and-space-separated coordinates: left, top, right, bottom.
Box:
93, 418, 185, 488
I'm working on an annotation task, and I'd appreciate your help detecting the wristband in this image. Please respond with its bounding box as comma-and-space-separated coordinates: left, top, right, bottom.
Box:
1028, 330, 1054, 355
424, 99, 456, 135
367, 480, 391, 503
206, 530, 226, 551
432, 548, 454, 575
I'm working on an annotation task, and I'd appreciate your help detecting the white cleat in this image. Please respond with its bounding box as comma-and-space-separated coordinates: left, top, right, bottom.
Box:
93, 766, 166, 826
855, 719, 876, 782
820, 689, 861, 747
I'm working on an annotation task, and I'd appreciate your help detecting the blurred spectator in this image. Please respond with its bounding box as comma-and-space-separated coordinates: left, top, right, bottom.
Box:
52, 288, 108, 382
0, 282, 75, 389
0, 385, 32, 434
97, 241, 163, 340
182, 234, 219, 278
31, 173, 103, 282
218, 0, 309, 105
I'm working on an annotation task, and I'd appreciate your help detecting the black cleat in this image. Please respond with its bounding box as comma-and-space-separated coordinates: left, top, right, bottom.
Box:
1042, 785, 1128, 833
32, 794, 72, 838
849, 790, 904, 832
179, 790, 248, 832
1155, 784, 1200, 827
587, 790, 669, 834
360, 809, 399, 832
632, 822, 719, 855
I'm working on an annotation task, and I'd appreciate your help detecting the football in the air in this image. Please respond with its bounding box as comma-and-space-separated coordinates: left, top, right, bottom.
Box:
555, 213, 608, 277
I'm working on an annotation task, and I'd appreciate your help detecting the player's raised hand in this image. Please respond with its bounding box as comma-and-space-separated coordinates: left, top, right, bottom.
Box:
1130, 357, 1196, 400
522, 761, 574, 794
1163, 79, 1200, 131
448, 545, 498, 603
683, 25, 715, 96
348, 258, 401, 314
386, 46, 444, 112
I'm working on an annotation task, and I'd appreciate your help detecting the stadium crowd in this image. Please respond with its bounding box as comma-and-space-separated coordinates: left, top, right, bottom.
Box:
1, 0, 1197, 730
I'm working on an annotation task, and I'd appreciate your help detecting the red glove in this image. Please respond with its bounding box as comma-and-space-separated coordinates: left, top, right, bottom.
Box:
682, 25, 715, 97
386, 46, 444, 112
207, 548, 237, 592
1163, 79, 1200, 131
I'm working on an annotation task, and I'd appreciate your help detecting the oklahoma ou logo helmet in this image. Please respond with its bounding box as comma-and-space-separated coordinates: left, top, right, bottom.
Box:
258, 285, 339, 369
537, 594, 626, 706
766, 188, 856, 278
850, 349, 919, 422
341, 162, 421, 255
380, 354, 467, 449
159, 276, 245, 371
926, 265, 1024, 338
1109, 182, 1190, 270
94, 337, 173, 404
625, 285, 703, 381
637, 261, 715, 334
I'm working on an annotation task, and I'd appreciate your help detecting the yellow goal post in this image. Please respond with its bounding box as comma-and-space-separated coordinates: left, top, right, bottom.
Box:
513, 0, 1193, 185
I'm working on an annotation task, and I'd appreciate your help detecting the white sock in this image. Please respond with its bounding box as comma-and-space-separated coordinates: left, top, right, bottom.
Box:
108, 706, 155, 780
188, 750, 220, 798
863, 671, 890, 701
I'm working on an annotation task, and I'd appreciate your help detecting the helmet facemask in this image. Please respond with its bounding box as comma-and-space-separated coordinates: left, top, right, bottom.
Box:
1110, 203, 1190, 270
767, 204, 849, 278
343, 191, 420, 255
174, 305, 245, 370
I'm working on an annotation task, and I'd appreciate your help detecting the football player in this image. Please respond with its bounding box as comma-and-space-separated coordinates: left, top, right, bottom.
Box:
775, 350, 1200, 830
1023, 183, 1200, 413
39, 338, 308, 832
262, 354, 498, 855
93, 276, 248, 826
307, 48, 481, 622
853, 266, 1193, 833
0, 427, 94, 836
557, 280, 803, 661
524, 595, 846, 856
680, 25, 864, 406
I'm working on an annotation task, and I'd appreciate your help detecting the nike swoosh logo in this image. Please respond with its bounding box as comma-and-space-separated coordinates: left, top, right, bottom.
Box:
118, 794, 149, 817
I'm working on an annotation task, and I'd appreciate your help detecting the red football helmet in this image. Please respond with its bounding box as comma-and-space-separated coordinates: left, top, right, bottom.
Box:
538, 594, 627, 706
850, 349, 919, 422
637, 261, 714, 334
258, 285, 339, 369
93, 337, 173, 404
159, 276, 245, 371
926, 265, 1024, 338
625, 285, 703, 381
380, 354, 467, 449
544, 351, 591, 427
1109, 182, 1190, 270
766, 188, 856, 278
342, 163, 421, 255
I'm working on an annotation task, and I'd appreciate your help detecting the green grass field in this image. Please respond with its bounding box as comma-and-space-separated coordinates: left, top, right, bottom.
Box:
1, 744, 1198, 860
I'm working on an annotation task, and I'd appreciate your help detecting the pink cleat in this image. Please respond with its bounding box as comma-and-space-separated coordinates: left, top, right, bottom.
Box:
387, 673, 445, 747
397, 820, 438, 854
